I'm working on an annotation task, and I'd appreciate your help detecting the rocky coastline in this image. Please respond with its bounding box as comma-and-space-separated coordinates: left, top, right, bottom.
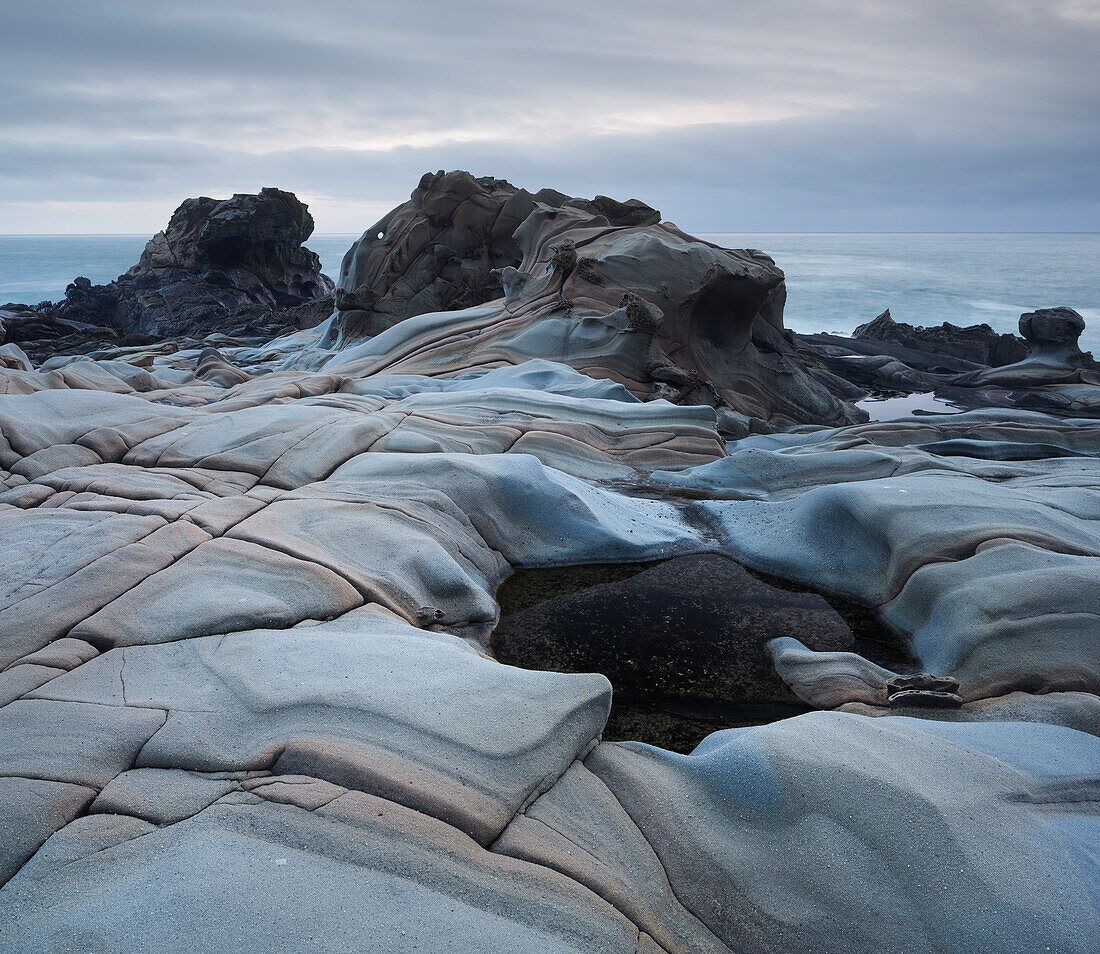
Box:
1, 173, 1097, 952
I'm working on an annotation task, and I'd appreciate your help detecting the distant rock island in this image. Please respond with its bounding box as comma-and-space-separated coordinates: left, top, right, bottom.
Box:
1, 174, 1097, 953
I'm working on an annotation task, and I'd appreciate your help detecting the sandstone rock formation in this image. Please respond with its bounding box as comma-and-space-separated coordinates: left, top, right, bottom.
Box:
953, 306, 1098, 389
314, 172, 863, 427
332, 170, 659, 341
1, 180, 1098, 953
797, 305, 1100, 418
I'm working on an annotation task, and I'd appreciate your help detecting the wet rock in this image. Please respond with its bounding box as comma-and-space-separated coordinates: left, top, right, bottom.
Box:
887, 672, 961, 695
490, 554, 894, 750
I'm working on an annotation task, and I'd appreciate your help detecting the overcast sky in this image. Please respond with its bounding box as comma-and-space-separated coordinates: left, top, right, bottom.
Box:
2, 0, 1098, 233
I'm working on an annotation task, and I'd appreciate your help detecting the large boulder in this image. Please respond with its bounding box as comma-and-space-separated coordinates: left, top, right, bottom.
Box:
324, 171, 861, 427
50, 188, 333, 338
1019, 306, 1089, 362
333, 170, 659, 340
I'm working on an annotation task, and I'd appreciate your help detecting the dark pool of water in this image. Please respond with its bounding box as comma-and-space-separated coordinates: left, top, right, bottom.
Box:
491, 554, 913, 752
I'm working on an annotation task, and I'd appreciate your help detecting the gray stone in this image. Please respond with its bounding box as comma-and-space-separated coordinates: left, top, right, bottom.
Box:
32, 608, 611, 845
0, 777, 95, 887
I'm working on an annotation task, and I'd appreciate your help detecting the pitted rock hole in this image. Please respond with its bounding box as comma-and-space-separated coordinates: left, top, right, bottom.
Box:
690, 274, 766, 351
491, 553, 913, 752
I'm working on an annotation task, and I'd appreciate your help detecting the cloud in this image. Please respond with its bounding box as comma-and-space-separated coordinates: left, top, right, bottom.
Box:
1, 0, 1097, 232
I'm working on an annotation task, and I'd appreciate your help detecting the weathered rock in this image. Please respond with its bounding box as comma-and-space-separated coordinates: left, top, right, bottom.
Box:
952, 307, 1097, 390
659, 411, 1100, 704
490, 555, 901, 750
854, 308, 1027, 367
586, 714, 1100, 953
321, 172, 863, 426
0, 303, 123, 363
45, 189, 334, 340
1021, 306, 1089, 356
887, 672, 961, 695
1, 181, 1099, 951
887, 688, 964, 708
767, 636, 898, 708
332, 170, 658, 342
31, 608, 612, 846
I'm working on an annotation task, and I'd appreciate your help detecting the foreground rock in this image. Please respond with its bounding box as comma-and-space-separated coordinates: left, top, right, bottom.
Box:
1, 177, 1098, 952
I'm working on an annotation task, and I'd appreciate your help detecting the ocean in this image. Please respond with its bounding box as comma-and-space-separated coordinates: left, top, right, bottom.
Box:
2, 232, 1098, 352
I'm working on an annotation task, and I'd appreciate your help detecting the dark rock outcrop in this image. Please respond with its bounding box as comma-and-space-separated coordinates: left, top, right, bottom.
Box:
48, 188, 333, 339
952, 306, 1098, 390
1019, 306, 1091, 364
490, 555, 896, 750
854, 309, 1027, 367
0, 303, 125, 364
332, 170, 659, 341
886, 673, 963, 708
796, 306, 1100, 418
326, 170, 862, 427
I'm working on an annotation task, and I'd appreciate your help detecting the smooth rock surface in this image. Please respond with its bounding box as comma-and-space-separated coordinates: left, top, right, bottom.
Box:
1, 179, 1098, 952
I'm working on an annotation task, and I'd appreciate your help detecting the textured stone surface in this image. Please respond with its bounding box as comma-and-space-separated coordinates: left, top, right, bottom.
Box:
1, 184, 1098, 952
32, 608, 612, 845
320, 170, 862, 427
332, 170, 657, 341
6, 189, 333, 349
854, 308, 1027, 366
587, 714, 1100, 954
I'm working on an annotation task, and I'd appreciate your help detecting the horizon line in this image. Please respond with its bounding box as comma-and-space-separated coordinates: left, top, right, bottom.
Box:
4, 230, 1100, 238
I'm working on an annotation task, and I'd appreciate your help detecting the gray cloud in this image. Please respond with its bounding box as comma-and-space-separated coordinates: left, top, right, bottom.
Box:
1, 0, 1097, 231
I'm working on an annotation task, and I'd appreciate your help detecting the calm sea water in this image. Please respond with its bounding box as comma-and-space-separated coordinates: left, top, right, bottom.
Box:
2, 233, 1097, 351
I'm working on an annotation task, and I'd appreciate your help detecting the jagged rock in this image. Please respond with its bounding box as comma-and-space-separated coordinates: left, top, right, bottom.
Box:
45, 189, 334, 340
887, 688, 964, 708
0, 304, 123, 363
854, 308, 1027, 367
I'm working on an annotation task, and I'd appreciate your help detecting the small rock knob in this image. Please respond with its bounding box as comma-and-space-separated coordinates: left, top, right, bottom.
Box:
1019, 307, 1085, 347
416, 606, 445, 626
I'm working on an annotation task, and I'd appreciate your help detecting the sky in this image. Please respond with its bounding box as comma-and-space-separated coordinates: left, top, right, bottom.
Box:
1, 0, 1098, 234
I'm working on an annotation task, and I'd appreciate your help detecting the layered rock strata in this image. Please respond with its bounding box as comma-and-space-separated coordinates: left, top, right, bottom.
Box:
1, 179, 1098, 953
